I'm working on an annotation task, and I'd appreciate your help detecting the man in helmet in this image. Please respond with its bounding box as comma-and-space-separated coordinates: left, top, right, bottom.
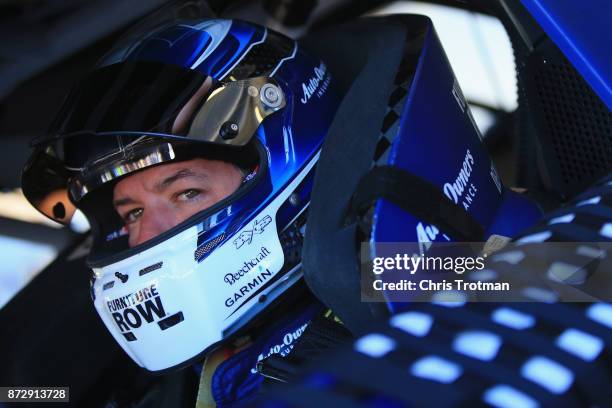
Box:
22, 18, 346, 406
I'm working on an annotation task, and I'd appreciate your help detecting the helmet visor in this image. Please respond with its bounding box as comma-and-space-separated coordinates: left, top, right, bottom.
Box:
23, 60, 285, 224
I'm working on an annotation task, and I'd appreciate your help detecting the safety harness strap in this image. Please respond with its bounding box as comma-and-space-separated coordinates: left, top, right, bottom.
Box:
350, 165, 485, 241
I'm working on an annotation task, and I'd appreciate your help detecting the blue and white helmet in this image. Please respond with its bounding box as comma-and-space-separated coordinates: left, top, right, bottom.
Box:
22, 19, 339, 372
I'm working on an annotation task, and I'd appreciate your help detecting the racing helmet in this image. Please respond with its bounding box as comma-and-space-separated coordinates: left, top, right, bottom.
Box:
21, 18, 339, 372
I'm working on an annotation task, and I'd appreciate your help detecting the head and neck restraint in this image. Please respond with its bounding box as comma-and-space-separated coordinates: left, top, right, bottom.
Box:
300, 15, 543, 332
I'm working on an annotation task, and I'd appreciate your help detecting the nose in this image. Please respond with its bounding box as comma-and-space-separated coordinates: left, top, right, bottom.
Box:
129, 206, 178, 247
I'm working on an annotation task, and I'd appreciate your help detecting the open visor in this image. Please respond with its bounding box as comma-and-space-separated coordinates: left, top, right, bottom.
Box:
22, 60, 286, 224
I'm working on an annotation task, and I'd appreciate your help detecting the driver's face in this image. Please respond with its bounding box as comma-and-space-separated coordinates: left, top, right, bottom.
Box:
113, 158, 243, 248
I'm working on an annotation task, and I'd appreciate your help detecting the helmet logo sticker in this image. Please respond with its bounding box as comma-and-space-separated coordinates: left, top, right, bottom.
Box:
233, 214, 273, 249
300, 62, 331, 104
107, 283, 182, 341
224, 246, 271, 285
225, 267, 273, 308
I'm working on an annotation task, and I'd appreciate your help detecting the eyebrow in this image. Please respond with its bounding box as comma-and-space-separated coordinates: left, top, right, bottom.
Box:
113, 197, 136, 208
154, 168, 207, 193
113, 168, 207, 208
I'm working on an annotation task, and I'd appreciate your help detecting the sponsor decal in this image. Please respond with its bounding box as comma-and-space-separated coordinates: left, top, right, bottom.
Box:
106, 225, 128, 242
234, 215, 272, 249
225, 268, 273, 308
282, 126, 297, 164
452, 80, 467, 114
490, 164, 502, 194
225, 246, 271, 285
416, 222, 451, 255
107, 283, 167, 335
452, 79, 483, 141
443, 149, 478, 211
250, 322, 309, 373
300, 62, 331, 104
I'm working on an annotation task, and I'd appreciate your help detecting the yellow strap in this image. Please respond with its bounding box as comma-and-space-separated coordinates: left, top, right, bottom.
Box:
195, 347, 229, 408
195, 336, 252, 408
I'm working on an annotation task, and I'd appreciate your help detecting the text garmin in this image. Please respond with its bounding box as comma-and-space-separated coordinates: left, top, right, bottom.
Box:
225, 268, 273, 307
225, 246, 271, 285
443, 149, 478, 210
300, 62, 331, 104
107, 284, 167, 334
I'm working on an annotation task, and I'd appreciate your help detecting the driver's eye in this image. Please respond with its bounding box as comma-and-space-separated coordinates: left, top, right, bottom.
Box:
123, 208, 143, 224
176, 189, 201, 201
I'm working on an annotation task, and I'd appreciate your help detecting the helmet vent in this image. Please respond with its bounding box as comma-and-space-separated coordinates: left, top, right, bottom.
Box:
194, 232, 226, 261
224, 30, 294, 79
139, 261, 163, 276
